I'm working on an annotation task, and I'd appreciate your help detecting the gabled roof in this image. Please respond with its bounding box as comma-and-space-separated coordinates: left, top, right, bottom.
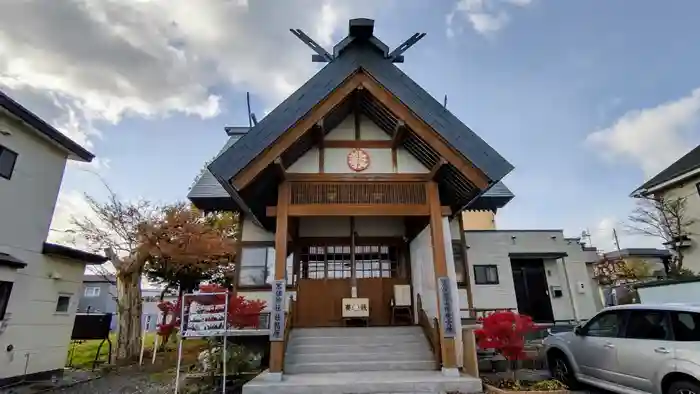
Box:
0, 90, 94, 162
42, 242, 108, 265
632, 144, 700, 195
209, 19, 512, 187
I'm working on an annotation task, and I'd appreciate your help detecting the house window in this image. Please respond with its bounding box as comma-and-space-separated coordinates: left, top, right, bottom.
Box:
84, 286, 100, 298
452, 242, 467, 284
474, 265, 499, 285
238, 247, 272, 287
0, 145, 18, 180
55, 295, 71, 313
0, 281, 13, 320
696, 182, 700, 198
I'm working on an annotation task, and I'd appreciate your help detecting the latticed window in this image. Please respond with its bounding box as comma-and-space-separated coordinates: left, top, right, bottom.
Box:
298, 244, 399, 280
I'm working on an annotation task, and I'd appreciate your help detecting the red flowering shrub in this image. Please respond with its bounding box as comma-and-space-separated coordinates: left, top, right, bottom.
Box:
156, 284, 267, 339
474, 311, 537, 362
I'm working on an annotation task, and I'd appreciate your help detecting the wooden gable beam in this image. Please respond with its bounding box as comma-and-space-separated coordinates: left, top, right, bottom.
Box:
274, 157, 286, 180
356, 73, 490, 189
232, 71, 363, 190
391, 120, 407, 149
427, 159, 446, 180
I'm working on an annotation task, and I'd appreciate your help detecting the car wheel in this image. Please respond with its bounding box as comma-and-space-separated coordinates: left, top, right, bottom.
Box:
548, 353, 578, 389
668, 380, 700, 394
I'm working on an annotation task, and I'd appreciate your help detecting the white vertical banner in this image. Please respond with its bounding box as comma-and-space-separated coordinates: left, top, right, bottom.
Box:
270, 280, 286, 341
438, 276, 456, 338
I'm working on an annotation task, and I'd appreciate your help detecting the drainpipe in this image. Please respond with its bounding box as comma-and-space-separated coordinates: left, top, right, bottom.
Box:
560, 257, 580, 323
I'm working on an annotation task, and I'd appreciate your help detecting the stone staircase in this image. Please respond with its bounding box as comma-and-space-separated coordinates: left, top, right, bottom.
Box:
243, 326, 483, 394
284, 326, 435, 374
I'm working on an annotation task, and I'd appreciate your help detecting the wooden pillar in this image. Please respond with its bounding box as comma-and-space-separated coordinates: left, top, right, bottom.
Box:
427, 181, 457, 370
269, 182, 290, 374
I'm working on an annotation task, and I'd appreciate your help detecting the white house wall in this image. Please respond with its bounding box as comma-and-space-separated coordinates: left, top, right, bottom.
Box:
463, 230, 600, 321
0, 112, 90, 380
637, 280, 700, 304
658, 178, 700, 272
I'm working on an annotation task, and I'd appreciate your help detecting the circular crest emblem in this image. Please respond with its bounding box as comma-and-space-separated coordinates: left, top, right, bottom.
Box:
347, 148, 370, 172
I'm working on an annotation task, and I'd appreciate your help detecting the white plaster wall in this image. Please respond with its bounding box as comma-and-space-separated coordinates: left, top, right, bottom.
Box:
299, 217, 351, 237
0, 111, 90, 380
241, 218, 275, 242
637, 281, 700, 304
354, 217, 404, 237
285, 112, 429, 175
658, 178, 700, 272
325, 148, 393, 173
463, 230, 601, 321
409, 225, 437, 321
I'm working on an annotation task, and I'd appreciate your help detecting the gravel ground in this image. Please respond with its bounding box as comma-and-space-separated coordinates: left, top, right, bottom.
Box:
48, 371, 173, 394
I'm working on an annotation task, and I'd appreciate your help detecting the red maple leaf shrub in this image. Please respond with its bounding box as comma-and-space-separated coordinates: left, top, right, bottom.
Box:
156, 284, 267, 339
474, 311, 538, 362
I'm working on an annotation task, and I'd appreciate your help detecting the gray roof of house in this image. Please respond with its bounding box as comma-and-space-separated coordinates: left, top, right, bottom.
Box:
603, 248, 671, 260
83, 274, 116, 283
633, 144, 700, 194
0, 90, 94, 162
208, 19, 513, 188
42, 242, 108, 264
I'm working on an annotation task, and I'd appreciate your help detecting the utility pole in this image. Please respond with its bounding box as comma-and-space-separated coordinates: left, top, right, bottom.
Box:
612, 228, 622, 253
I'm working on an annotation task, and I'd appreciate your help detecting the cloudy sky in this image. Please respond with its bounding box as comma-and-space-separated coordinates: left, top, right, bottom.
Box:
2, 0, 699, 253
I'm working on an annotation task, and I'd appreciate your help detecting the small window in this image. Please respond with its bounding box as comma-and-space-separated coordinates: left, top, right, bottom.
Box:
84, 286, 101, 298
0, 145, 18, 180
625, 310, 671, 340
0, 281, 13, 320
55, 295, 71, 313
452, 242, 467, 284
672, 312, 700, 341
238, 247, 271, 287
696, 182, 700, 198
474, 265, 499, 285
584, 311, 622, 337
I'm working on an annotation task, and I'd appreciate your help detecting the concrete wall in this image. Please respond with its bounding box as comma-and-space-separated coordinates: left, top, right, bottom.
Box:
462, 230, 601, 321
0, 111, 90, 380
657, 176, 700, 272
287, 114, 429, 175
637, 280, 700, 304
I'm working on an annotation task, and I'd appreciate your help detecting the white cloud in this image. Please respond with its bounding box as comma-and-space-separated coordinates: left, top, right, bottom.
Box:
0, 0, 375, 148
447, 0, 534, 36
587, 88, 700, 177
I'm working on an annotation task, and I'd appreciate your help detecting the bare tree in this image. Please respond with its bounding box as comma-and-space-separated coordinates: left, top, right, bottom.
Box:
627, 195, 696, 276
69, 184, 159, 362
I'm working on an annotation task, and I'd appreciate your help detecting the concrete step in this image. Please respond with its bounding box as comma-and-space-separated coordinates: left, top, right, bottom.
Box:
284, 359, 436, 374
291, 326, 423, 338
286, 341, 431, 355
286, 349, 435, 364
290, 333, 425, 346
243, 370, 483, 394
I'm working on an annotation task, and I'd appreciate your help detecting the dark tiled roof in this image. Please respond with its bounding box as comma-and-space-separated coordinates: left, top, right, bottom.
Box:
42, 242, 108, 264
0, 252, 27, 269
0, 90, 94, 162
633, 144, 700, 194
209, 21, 513, 187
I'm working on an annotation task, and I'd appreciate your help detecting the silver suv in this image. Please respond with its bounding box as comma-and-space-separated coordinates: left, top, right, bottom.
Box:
543, 304, 700, 394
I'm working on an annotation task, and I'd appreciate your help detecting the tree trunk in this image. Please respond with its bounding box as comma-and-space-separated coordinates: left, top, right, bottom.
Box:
115, 270, 143, 362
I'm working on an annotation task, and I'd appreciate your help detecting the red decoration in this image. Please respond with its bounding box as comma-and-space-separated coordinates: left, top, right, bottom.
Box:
156, 284, 267, 338
474, 311, 538, 361
347, 148, 370, 172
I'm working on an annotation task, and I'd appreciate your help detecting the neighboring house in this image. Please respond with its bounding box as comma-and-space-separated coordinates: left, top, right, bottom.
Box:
77, 275, 177, 331
78, 275, 117, 315
0, 91, 108, 384
592, 248, 671, 306
631, 144, 700, 271
460, 229, 602, 322
187, 19, 606, 384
